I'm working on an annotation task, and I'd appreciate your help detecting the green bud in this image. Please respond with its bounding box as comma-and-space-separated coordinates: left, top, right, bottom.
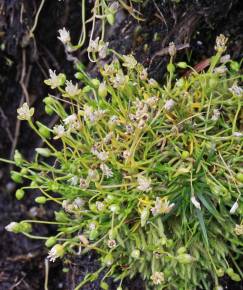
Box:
231, 273, 241, 282
91, 78, 100, 88
117, 287, 123, 290
35, 148, 51, 157
100, 281, 109, 290
209, 77, 218, 88
181, 151, 189, 159
45, 105, 54, 115
75, 72, 83, 80
35, 196, 47, 204
131, 249, 140, 259
43, 96, 53, 105
5, 222, 21, 233
19, 222, 32, 233
89, 229, 99, 240
216, 268, 224, 277
236, 172, 243, 183
15, 189, 25, 200
230, 61, 240, 72
82, 85, 92, 93
167, 63, 175, 73
107, 13, 115, 25
45, 236, 57, 248
36, 122, 51, 139
176, 253, 195, 264
226, 268, 234, 275
103, 253, 114, 266
177, 62, 188, 68
177, 247, 187, 254
14, 150, 23, 166
62, 267, 69, 273
20, 168, 28, 175
11, 171, 23, 184
98, 82, 108, 98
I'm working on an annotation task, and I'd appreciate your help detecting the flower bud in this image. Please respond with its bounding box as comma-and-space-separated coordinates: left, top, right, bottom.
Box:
107, 13, 115, 25
98, 82, 108, 98
45, 105, 54, 115
181, 151, 189, 160
131, 249, 140, 259
100, 281, 109, 290
103, 253, 114, 266
167, 63, 175, 73
35, 196, 47, 204
19, 222, 32, 233
36, 122, 51, 139
176, 253, 195, 264
89, 229, 99, 240
14, 150, 23, 166
177, 62, 188, 68
15, 188, 25, 200
35, 148, 52, 157
83, 85, 92, 93
177, 247, 187, 254
91, 78, 100, 88
45, 236, 57, 248
11, 171, 23, 184
236, 172, 243, 183
230, 61, 240, 72
5, 222, 21, 233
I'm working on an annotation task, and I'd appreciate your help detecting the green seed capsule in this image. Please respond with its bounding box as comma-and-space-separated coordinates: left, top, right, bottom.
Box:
91, 78, 100, 88
83, 85, 92, 93
37, 122, 51, 139
98, 83, 108, 98
177, 62, 188, 68
131, 249, 140, 259
35, 148, 51, 157
45, 236, 57, 248
236, 173, 243, 183
167, 63, 175, 73
14, 150, 23, 166
15, 189, 25, 200
106, 13, 115, 25
181, 151, 189, 159
45, 105, 54, 115
100, 281, 109, 290
35, 196, 47, 204
20, 222, 32, 233
230, 61, 240, 72
11, 171, 23, 184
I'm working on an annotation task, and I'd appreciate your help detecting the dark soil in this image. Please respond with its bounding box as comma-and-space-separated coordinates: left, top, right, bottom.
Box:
0, 0, 242, 289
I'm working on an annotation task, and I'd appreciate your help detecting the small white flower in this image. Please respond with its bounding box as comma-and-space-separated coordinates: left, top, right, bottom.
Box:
79, 178, 89, 189
100, 164, 113, 178
139, 68, 148, 80
151, 272, 165, 285
89, 222, 96, 230
98, 42, 109, 59
73, 197, 85, 208
108, 115, 119, 126
17, 103, 34, 120
87, 37, 99, 53
107, 239, 117, 249
151, 197, 175, 216
215, 34, 228, 52
97, 151, 109, 161
64, 80, 81, 97
214, 65, 227, 74
164, 99, 175, 111
230, 201, 238, 214
69, 175, 78, 186
63, 114, 77, 125
45, 69, 65, 89
137, 175, 151, 192
47, 244, 64, 262
53, 124, 65, 139
191, 196, 201, 210
123, 150, 131, 160
103, 132, 114, 144
220, 54, 230, 63
233, 132, 243, 137
111, 70, 126, 88
5, 222, 19, 232
168, 42, 176, 56
229, 83, 243, 96
88, 169, 99, 181
123, 54, 137, 69
96, 201, 105, 211
58, 27, 71, 44
145, 96, 159, 108
234, 224, 243, 235
211, 109, 220, 121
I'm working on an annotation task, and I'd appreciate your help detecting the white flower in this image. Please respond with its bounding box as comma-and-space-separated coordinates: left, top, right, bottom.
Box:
234, 224, 243, 235
139, 68, 148, 80
5, 222, 19, 232
47, 244, 64, 262
96, 201, 105, 211
64, 80, 81, 97
145, 96, 159, 107
211, 109, 220, 121
164, 99, 175, 111
233, 132, 243, 137
230, 201, 238, 214
69, 175, 78, 186
229, 84, 243, 96
103, 132, 114, 144
88, 169, 99, 181
191, 196, 201, 210
108, 115, 119, 126
220, 54, 230, 63
123, 54, 137, 69
45, 69, 65, 89
111, 70, 126, 88
89, 222, 97, 230
150, 272, 165, 285
151, 197, 175, 216
137, 175, 151, 192
87, 37, 99, 53
58, 27, 71, 44
214, 65, 227, 74
17, 103, 34, 120
100, 164, 113, 178
123, 150, 131, 160
215, 34, 228, 52
168, 42, 176, 56
79, 178, 89, 189
73, 197, 85, 208
97, 151, 109, 161
98, 42, 109, 59
53, 124, 65, 139
63, 114, 77, 125
107, 239, 117, 248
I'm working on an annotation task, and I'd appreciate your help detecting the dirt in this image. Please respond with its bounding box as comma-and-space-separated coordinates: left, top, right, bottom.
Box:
0, 0, 242, 289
